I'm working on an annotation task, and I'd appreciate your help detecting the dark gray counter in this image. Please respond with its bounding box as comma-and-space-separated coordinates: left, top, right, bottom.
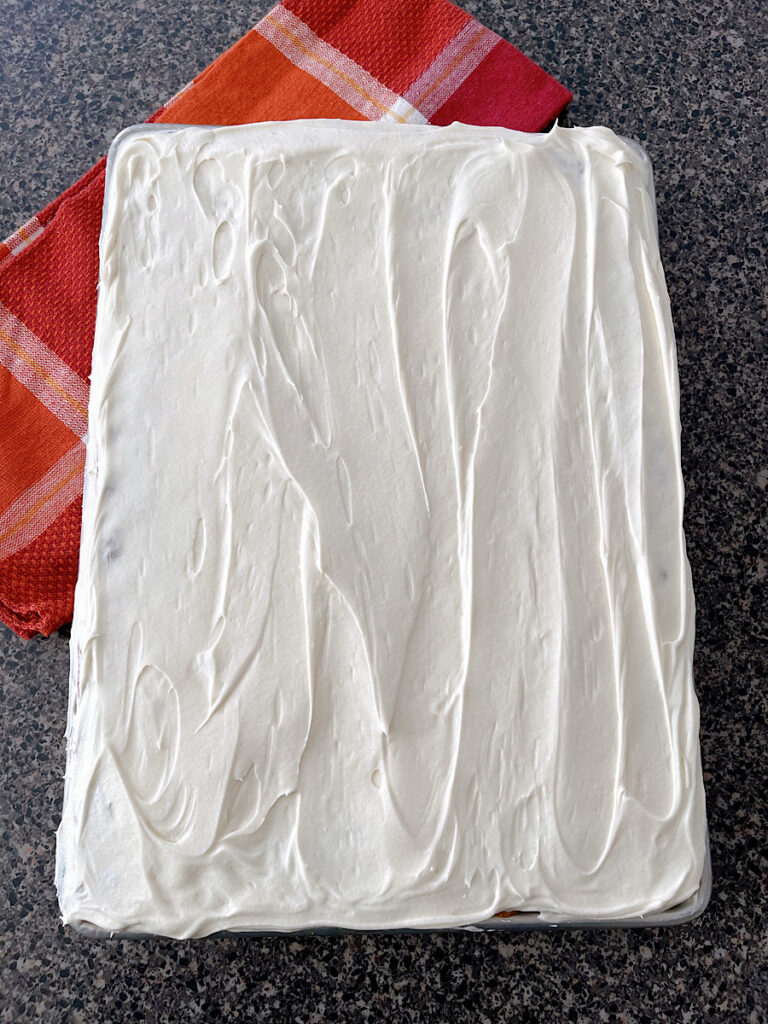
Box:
1, 1, 765, 1020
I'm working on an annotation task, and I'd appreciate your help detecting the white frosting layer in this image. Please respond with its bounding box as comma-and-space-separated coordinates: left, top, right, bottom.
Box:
56, 121, 706, 938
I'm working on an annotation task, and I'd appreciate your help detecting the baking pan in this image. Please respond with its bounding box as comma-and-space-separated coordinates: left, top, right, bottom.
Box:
69, 124, 711, 940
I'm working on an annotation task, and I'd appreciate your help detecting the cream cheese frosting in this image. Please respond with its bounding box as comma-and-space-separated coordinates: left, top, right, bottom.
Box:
56, 120, 706, 937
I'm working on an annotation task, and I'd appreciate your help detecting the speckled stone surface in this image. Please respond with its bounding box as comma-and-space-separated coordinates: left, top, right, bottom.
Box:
1, 0, 766, 1020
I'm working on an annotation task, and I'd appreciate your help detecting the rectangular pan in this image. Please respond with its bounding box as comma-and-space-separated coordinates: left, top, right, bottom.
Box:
70, 125, 711, 940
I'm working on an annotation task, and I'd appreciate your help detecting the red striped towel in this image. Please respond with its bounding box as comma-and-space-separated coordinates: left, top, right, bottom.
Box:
0, 0, 571, 638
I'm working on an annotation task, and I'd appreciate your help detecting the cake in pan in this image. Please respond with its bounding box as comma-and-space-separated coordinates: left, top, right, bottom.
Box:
56, 121, 706, 937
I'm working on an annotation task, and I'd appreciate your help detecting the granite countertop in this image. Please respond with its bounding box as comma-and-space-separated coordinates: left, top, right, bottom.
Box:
1, 1, 765, 1020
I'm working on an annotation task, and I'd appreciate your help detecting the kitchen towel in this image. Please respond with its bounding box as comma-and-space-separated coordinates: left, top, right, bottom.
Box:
0, 0, 571, 638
